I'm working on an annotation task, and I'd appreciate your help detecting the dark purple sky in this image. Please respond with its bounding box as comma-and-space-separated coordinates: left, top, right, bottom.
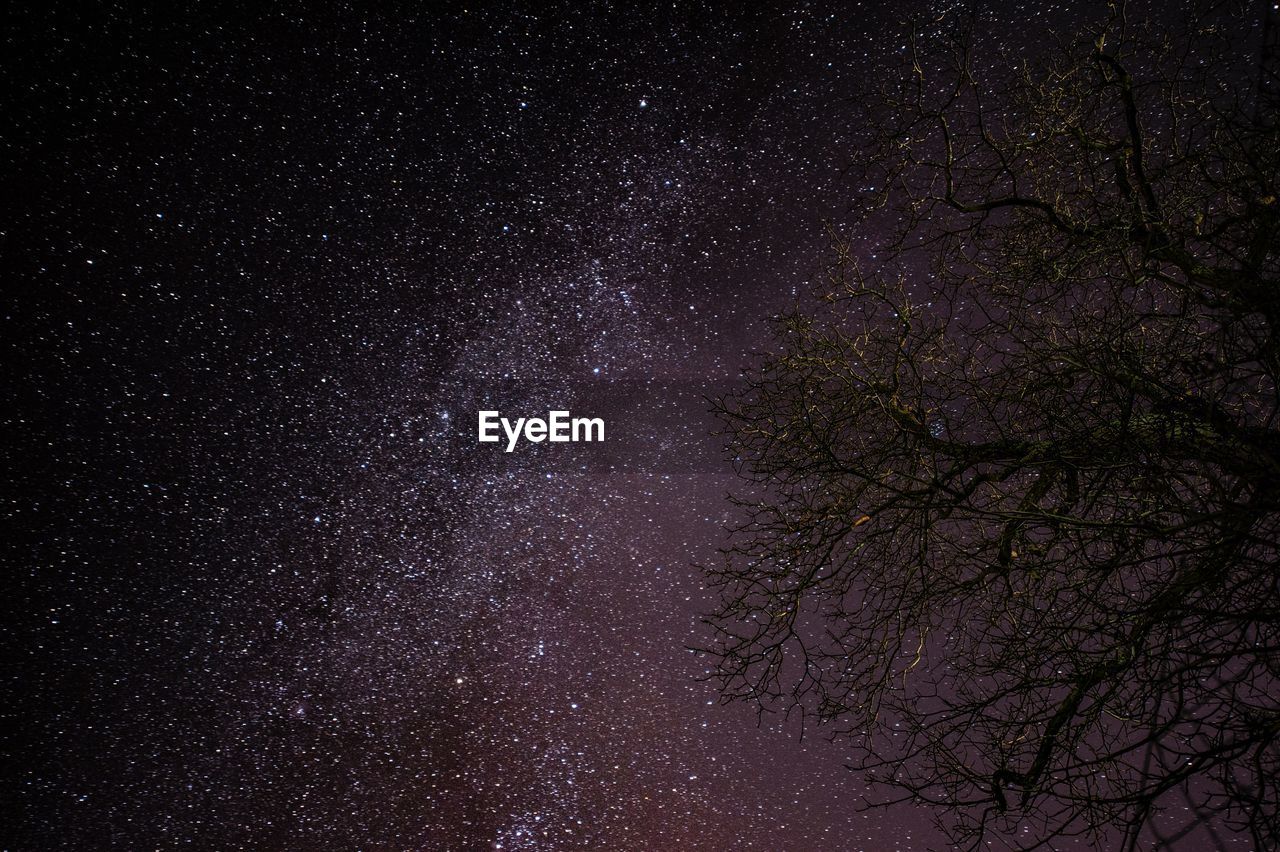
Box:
4, 2, 1261, 849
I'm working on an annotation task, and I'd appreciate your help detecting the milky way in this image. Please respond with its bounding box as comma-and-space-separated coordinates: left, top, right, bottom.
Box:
4, 2, 1223, 849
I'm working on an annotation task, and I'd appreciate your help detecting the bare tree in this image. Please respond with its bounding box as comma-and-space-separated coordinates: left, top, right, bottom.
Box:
704, 3, 1280, 849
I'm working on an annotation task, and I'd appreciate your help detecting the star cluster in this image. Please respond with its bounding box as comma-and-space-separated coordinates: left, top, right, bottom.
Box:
5, 2, 1144, 849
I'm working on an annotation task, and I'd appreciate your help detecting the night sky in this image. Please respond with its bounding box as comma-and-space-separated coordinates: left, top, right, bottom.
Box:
2, 3, 1259, 850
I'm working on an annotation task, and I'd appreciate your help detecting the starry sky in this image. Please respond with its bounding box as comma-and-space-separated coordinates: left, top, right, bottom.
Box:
3, 2, 1259, 850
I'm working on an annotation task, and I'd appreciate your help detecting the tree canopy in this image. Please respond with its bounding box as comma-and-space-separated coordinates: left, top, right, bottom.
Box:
705, 3, 1280, 848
